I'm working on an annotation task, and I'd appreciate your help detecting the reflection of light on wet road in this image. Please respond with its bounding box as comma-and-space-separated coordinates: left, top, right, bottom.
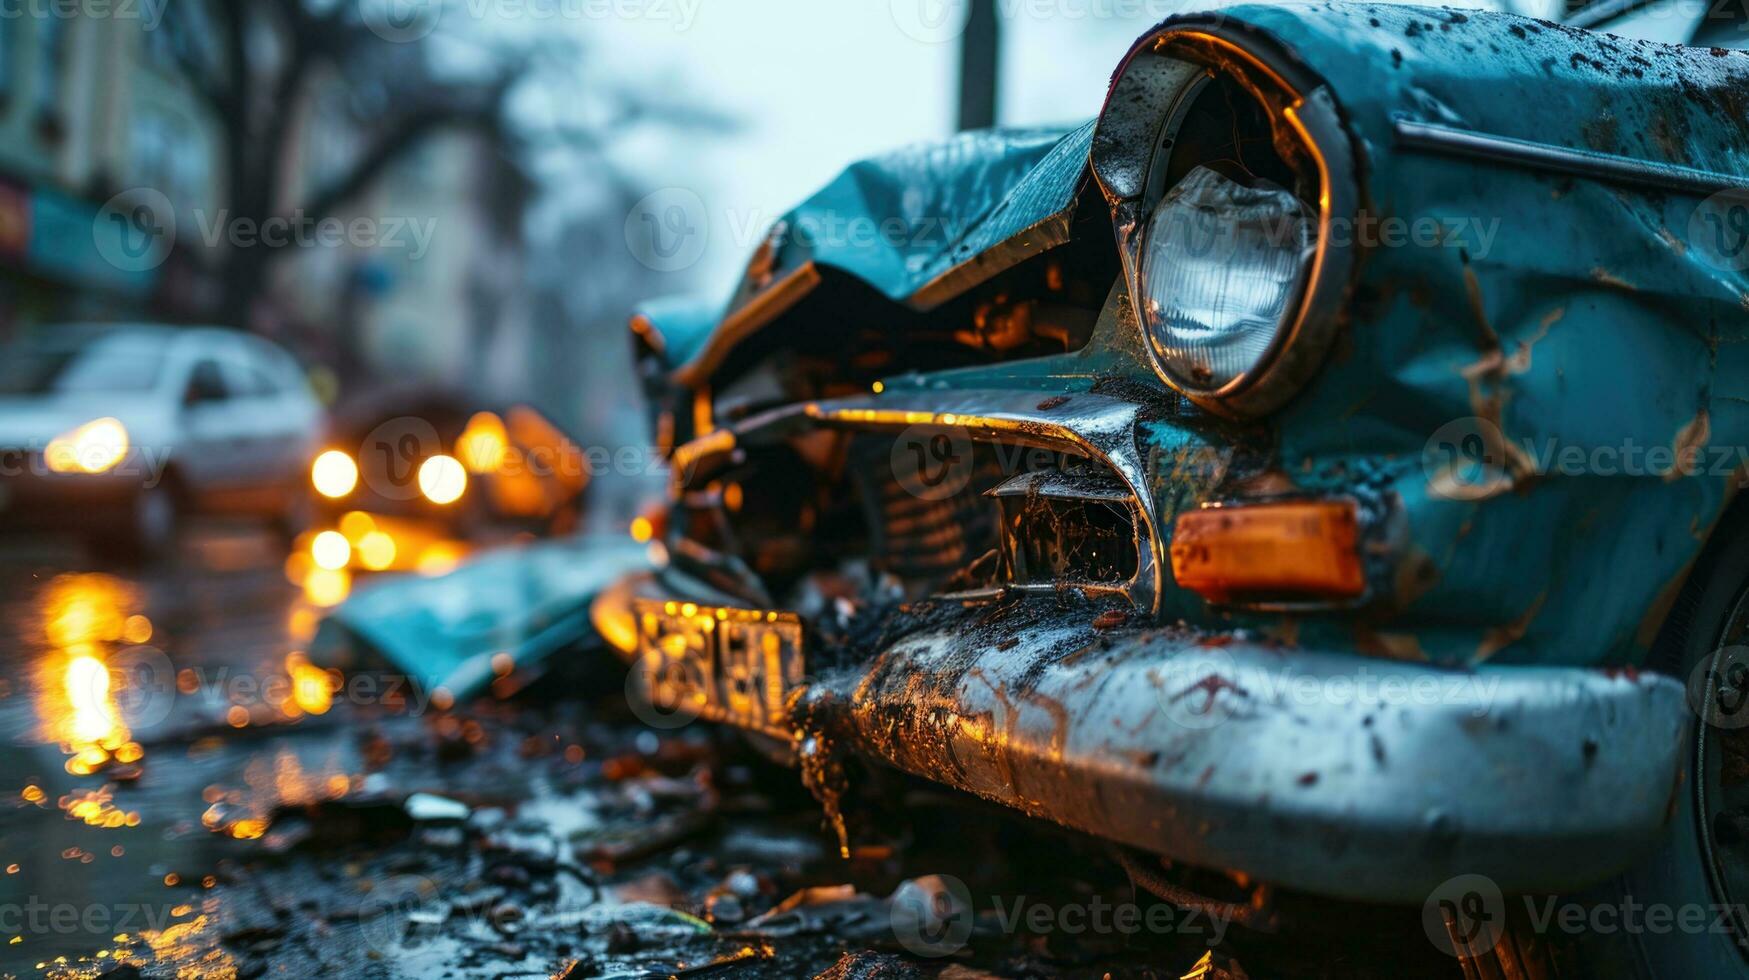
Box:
200, 744, 350, 841
0, 529, 387, 969
66, 655, 116, 743
141, 911, 235, 980
59, 784, 140, 829
42, 573, 135, 648
33, 574, 148, 775
286, 652, 336, 716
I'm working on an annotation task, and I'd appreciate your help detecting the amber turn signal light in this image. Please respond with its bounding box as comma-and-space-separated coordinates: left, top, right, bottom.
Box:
1170, 499, 1365, 603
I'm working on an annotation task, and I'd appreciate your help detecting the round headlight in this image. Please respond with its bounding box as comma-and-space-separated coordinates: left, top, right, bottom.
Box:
1135, 165, 1315, 395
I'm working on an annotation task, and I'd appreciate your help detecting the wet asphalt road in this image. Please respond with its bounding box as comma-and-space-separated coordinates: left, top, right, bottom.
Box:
0, 527, 368, 975
0, 527, 1461, 980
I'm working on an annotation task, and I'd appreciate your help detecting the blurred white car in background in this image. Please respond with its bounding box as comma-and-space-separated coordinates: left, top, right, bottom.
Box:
0, 324, 323, 561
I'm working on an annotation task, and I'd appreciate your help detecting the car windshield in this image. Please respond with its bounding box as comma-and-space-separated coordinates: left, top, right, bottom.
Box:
0, 334, 167, 396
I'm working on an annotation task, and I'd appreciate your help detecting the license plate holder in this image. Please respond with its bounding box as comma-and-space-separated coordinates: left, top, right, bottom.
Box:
632, 600, 806, 737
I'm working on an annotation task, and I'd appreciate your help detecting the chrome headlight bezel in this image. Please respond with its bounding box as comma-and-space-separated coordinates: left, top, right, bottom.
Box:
1096, 28, 1357, 418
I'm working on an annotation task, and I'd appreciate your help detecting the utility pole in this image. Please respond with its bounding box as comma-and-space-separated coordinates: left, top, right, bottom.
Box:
956, 0, 999, 131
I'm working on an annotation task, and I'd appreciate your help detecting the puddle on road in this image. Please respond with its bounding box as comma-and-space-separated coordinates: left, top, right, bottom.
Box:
0, 532, 365, 976
33, 573, 151, 779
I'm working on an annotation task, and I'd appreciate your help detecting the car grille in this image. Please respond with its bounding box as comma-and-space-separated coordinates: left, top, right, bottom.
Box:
850, 435, 1006, 589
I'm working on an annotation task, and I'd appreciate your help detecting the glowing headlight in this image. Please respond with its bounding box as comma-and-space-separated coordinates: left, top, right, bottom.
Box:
311, 450, 358, 498
1134, 165, 1315, 395
417, 454, 467, 505
310, 530, 352, 571
45, 418, 129, 474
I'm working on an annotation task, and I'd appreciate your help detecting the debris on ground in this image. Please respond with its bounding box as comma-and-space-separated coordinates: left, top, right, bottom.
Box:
0, 541, 1463, 979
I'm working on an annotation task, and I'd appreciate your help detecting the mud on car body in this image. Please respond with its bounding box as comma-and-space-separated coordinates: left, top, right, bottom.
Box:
594, 6, 1749, 975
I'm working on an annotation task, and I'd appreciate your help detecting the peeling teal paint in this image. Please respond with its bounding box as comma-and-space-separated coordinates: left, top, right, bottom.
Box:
1207, 4, 1749, 667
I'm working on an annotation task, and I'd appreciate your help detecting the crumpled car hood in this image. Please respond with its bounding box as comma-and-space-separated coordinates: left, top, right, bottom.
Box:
637, 124, 1095, 374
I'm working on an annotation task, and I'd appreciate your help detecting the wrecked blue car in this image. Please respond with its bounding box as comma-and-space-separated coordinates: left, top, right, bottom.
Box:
593, 4, 1749, 975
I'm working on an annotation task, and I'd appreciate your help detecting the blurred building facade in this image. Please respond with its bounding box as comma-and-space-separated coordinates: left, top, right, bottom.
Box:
0, 5, 550, 423
0, 7, 220, 337
275, 119, 535, 401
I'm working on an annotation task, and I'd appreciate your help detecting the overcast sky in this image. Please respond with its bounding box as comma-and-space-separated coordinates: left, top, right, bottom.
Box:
564, 0, 1159, 298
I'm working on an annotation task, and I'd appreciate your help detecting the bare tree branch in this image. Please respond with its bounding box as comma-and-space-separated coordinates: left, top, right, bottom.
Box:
295, 104, 499, 229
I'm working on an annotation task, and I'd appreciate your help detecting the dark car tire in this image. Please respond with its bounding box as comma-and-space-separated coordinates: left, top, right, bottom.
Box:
1537, 501, 1749, 980
90, 482, 181, 566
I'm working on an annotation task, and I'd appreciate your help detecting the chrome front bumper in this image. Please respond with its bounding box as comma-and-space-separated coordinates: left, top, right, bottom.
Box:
788, 615, 1688, 903
604, 568, 1689, 903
